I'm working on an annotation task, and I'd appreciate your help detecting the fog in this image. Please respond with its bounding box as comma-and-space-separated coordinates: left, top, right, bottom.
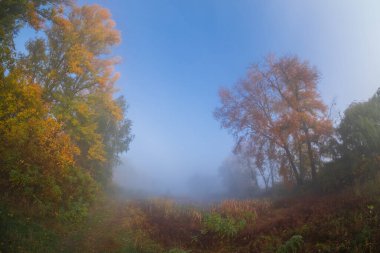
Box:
4, 0, 380, 252
14, 0, 380, 202
114, 157, 226, 202
109, 0, 380, 201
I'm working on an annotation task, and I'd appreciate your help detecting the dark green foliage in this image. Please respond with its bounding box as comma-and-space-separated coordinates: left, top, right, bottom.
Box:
318, 159, 358, 192
0, 205, 59, 253
339, 89, 380, 157
318, 88, 380, 193
276, 235, 303, 253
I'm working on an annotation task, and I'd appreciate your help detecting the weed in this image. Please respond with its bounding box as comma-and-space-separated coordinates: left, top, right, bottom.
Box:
276, 235, 303, 253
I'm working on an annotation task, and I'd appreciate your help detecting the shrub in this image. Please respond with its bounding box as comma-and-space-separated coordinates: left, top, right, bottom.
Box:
216, 199, 261, 224
276, 235, 303, 253
0, 205, 58, 253
201, 212, 246, 238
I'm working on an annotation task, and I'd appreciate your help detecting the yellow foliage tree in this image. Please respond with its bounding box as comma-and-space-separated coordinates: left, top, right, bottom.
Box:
20, 4, 132, 185
0, 69, 97, 219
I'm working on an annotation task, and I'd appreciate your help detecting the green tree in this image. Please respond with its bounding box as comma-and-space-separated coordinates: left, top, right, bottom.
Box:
333, 88, 380, 184
339, 89, 380, 157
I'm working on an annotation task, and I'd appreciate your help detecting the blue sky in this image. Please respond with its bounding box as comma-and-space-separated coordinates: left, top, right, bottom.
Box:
18, 0, 380, 195
96, 0, 380, 195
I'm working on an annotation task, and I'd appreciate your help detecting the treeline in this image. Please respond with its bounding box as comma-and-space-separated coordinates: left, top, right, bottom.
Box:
0, 0, 132, 249
216, 56, 380, 196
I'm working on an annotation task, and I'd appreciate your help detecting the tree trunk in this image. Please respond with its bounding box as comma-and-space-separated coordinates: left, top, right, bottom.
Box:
283, 144, 302, 185
303, 124, 317, 183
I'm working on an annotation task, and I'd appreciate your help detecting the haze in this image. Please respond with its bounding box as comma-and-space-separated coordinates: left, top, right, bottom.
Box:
74, 0, 380, 198
4, 0, 380, 251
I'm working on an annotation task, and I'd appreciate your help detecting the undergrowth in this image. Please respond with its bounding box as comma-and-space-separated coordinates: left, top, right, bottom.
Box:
2, 180, 380, 253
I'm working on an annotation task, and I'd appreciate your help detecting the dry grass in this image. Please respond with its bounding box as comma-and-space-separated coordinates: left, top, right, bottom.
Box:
60, 185, 380, 253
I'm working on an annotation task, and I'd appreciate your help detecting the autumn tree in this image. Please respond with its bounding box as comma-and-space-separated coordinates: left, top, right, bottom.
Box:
0, 0, 66, 75
0, 0, 65, 38
0, 69, 97, 219
215, 56, 332, 186
0, 1, 132, 248
19, 4, 132, 185
0, 0, 112, 223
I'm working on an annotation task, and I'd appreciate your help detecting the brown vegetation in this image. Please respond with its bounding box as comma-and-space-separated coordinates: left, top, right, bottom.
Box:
61, 181, 380, 253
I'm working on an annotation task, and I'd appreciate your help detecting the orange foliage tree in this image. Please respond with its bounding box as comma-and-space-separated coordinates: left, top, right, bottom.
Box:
19, 4, 132, 185
215, 56, 332, 186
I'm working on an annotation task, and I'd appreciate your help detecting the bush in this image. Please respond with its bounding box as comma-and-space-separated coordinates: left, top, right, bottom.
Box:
0, 205, 58, 253
319, 155, 380, 193
201, 212, 246, 238
276, 235, 303, 253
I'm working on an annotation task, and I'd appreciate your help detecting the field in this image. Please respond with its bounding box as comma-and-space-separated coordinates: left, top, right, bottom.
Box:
57, 181, 380, 253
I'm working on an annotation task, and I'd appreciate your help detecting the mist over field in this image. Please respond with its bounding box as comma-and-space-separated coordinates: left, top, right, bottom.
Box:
114, 158, 224, 201
108, 0, 380, 203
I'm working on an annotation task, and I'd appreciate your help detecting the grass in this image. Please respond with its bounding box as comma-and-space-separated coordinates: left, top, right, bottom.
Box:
2, 181, 380, 253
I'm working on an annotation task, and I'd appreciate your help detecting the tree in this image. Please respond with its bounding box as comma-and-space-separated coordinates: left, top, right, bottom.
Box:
19, 4, 132, 185
215, 55, 332, 186
338, 89, 380, 157
0, 2, 132, 248
318, 89, 380, 191
20, 4, 121, 102
335, 89, 380, 182
0, 0, 65, 75
0, 0, 65, 38
0, 69, 97, 219
237, 138, 278, 191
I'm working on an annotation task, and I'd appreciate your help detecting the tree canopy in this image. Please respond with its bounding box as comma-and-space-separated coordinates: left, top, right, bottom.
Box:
0, 2, 132, 222
215, 56, 333, 186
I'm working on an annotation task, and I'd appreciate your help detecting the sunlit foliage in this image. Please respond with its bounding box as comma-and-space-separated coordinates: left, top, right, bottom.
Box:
0, 69, 97, 219
215, 55, 333, 186
0, 1, 132, 249
18, 3, 132, 185
0, 0, 66, 75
